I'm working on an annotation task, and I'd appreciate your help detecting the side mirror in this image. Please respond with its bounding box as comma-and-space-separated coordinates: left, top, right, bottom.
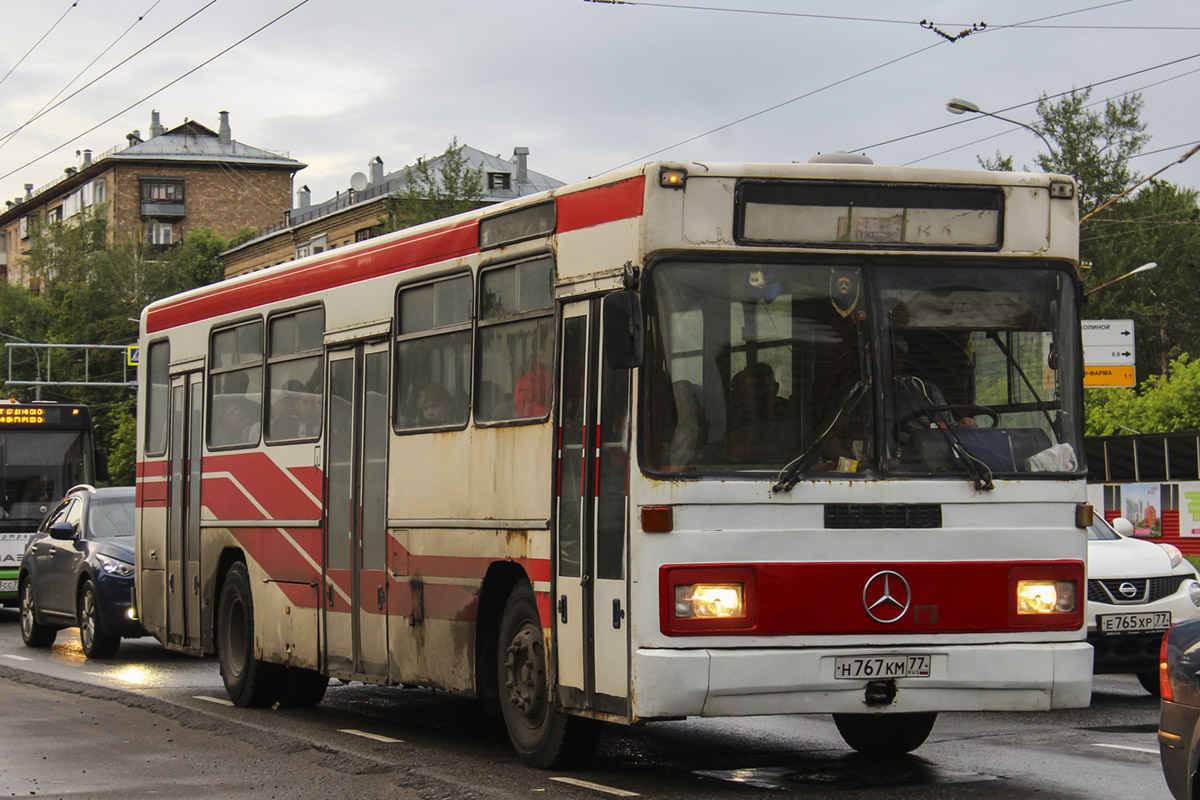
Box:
603, 290, 644, 369
1112, 517, 1135, 537
95, 448, 110, 483
48, 522, 75, 541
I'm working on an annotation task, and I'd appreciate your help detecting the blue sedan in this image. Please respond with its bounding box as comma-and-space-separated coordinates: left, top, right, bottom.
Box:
18, 485, 143, 658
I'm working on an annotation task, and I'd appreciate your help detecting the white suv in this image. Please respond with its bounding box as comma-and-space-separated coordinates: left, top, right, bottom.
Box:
1087, 515, 1200, 694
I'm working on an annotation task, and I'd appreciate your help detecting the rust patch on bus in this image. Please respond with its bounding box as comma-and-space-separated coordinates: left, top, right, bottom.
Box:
505, 528, 530, 559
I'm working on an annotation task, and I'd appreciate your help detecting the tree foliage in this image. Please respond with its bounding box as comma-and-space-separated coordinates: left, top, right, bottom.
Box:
1085, 355, 1200, 435
379, 138, 485, 233
4, 212, 233, 484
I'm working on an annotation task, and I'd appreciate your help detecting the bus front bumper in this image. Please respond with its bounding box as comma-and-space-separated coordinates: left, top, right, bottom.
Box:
630, 641, 1093, 720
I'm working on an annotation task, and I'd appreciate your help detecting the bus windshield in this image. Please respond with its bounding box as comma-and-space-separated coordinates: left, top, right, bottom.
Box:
641, 260, 1084, 480
0, 430, 91, 527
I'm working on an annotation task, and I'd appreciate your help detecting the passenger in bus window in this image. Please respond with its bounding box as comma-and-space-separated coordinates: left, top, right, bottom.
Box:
727, 362, 792, 461
893, 337, 976, 429
270, 380, 306, 439
418, 383, 454, 426
296, 390, 321, 436
514, 325, 553, 417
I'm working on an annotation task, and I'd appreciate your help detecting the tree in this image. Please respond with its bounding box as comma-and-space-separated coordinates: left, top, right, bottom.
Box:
379, 138, 485, 233
8, 214, 234, 483
1085, 354, 1200, 435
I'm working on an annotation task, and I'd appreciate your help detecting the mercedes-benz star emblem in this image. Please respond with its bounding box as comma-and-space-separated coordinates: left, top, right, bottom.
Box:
863, 570, 912, 624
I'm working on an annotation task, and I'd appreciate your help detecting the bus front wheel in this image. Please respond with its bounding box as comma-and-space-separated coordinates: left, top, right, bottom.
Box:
497, 583, 599, 769
832, 711, 937, 756
217, 562, 283, 707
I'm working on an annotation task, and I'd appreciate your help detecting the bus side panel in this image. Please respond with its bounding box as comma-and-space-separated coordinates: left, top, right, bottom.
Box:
136, 462, 169, 641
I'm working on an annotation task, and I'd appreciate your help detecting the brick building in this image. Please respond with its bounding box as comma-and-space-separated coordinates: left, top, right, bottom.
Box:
0, 110, 304, 287
221, 144, 562, 278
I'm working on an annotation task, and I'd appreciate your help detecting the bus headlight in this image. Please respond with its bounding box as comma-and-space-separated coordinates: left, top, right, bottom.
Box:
674, 584, 745, 619
1015, 579, 1076, 614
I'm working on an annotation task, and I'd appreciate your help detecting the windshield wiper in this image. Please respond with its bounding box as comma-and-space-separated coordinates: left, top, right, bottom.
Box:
772, 381, 868, 493
897, 377, 994, 491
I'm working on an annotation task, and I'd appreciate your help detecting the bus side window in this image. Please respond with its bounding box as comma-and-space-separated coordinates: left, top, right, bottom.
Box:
475, 257, 554, 423
145, 340, 170, 457
266, 306, 324, 443
208, 320, 264, 448
394, 275, 472, 432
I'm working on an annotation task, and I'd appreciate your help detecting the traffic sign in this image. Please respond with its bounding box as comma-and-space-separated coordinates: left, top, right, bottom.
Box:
1081, 319, 1136, 387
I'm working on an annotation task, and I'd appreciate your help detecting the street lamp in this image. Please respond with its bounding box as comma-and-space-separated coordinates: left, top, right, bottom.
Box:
946, 98, 1056, 155
1084, 261, 1157, 296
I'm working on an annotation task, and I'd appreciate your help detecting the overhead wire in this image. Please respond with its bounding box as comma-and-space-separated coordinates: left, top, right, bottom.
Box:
0, 0, 315, 184
0, 0, 222, 153
0, 1, 82, 90
1, 0, 166, 150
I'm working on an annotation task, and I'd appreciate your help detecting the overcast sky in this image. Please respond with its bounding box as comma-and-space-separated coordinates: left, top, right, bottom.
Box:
1, 0, 1198, 214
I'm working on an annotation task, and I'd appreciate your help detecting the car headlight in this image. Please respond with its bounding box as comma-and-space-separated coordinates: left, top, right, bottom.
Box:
1015, 579, 1077, 614
1158, 542, 1184, 568
96, 552, 134, 578
1189, 581, 1200, 608
674, 583, 745, 619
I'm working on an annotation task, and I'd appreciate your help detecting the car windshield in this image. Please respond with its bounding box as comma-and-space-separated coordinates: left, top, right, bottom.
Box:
88, 494, 134, 539
1087, 517, 1122, 541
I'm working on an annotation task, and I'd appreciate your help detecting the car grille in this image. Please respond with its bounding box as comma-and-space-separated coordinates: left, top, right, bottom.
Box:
1087, 574, 1191, 605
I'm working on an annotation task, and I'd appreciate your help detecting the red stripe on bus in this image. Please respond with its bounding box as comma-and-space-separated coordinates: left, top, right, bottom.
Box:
203, 452, 322, 520
137, 460, 169, 478
146, 219, 479, 333
556, 176, 646, 233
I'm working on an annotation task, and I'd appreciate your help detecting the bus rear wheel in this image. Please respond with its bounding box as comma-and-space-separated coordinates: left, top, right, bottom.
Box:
217, 562, 284, 707
832, 711, 937, 756
497, 583, 599, 769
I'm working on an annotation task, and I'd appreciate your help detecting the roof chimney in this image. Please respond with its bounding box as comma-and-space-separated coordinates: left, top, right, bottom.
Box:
24, 184, 34, 201
81, 149, 92, 168
513, 147, 530, 186
127, 130, 142, 146
150, 110, 164, 138
369, 156, 384, 185
298, 185, 310, 210
218, 111, 231, 145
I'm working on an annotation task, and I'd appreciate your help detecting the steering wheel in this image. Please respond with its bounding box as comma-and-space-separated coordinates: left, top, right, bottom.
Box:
899, 404, 1000, 428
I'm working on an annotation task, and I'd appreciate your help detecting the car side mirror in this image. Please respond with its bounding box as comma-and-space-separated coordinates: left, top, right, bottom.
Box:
603, 290, 644, 369
48, 522, 75, 541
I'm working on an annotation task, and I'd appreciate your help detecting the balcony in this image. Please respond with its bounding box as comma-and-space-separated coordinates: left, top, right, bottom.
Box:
140, 200, 185, 217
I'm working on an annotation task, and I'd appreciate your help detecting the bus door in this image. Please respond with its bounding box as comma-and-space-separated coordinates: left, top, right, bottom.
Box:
166, 371, 204, 650
323, 341, 390, 679
555, 299, 632, 715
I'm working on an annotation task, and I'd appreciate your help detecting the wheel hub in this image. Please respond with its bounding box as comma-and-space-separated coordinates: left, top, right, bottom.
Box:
504, 623, 547, 718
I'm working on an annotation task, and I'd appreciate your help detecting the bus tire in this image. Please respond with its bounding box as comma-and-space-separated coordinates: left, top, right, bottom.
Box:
833, 711, 937, 756
497, 583, 600, 769
19, 577, 57, 648
217, 562, 283, 707
79, 579, 120, 659
282, 667, 329, 707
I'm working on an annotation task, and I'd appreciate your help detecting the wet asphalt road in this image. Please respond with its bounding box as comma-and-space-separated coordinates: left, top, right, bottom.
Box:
0, 607, 1172, 799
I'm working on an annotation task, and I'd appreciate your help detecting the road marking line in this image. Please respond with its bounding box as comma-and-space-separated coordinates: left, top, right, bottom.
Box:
549, 777, 640, 797
339, 729, 403, 743
1093, 743, 1158, 755
193, 695, 234, 706
1, 654, 32, 661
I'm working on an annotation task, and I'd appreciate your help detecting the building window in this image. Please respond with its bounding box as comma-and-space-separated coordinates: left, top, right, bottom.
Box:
355, 226, 379, 242
48, 207, 63, 224
19, 217, 29, 239
141, 179, 184, 201
146, 221, 174, 246
488, 172, 512, 191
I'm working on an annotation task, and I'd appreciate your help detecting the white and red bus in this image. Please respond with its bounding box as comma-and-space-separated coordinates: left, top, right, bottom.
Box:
135, 157, 1092, 767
